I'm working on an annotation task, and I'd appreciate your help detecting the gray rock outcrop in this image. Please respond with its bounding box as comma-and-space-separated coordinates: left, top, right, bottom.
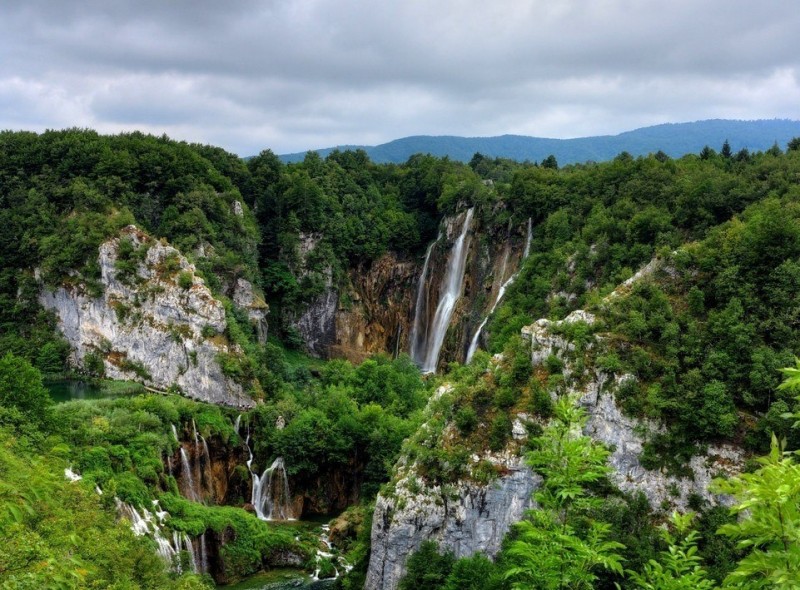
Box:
523, 306, 743, 510
232, 277, 269, 344
365, 453, 540, 590
39, 226, 255, 408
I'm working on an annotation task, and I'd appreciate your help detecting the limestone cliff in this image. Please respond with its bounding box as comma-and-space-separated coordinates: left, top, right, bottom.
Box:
522, 310, 743, 510
331, 253, 419, 363
366, 262, 745, 590
291, 208, 531, 366
365, 452, 539, 590
39, 226, 255, 408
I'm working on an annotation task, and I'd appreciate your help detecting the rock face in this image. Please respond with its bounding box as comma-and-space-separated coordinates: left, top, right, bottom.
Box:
365, 454, 540, 590
287, 210, 531, 365
331, 253, 419, 363
367, 260, 745, 589
522, 301, 743, 511
39, 226, 255, 408
583, 388, 741, 509
231, 277, 269, 344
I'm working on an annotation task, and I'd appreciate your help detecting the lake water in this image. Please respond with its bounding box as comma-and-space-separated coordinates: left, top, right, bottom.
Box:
45, 379, 145, 403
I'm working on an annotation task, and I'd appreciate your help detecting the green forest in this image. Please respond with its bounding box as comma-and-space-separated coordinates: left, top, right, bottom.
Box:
1, 128, 800, 589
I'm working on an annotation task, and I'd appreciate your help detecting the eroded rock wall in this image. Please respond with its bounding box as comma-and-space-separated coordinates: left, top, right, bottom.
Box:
365, 454, 540, 590
39, 225, 255, 408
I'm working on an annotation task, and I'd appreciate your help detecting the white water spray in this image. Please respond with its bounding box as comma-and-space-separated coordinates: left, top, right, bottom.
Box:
465, 218, 533, 364
412, 208, 475, 373
409, 237, 439, 362
179, 447, 199, 501
251, 457, 294, 521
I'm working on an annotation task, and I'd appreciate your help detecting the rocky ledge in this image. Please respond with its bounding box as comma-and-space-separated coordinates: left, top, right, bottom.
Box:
39, 225, 255, 408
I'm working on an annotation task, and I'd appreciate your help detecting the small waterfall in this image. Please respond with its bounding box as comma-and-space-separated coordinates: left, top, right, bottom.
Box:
312, 523, 353, 581
166, 454, 173, 475
523, 217, 532, 258
172, 532, 184, 572
465, 273, 517, 363
115, 499, 183, 570
234, 414, 242, 434
192, 419, 199, 447
199, 531, 209, 573
171, 423, 179, 442
200, 435, 211, 466
251, 457, 294, 521
465, 218, 534, 364
64, 466, 82, 482
184, 534, 198, 573
409, 237, 439, 363
412, 208, 475, 373
179, 447, 199, 501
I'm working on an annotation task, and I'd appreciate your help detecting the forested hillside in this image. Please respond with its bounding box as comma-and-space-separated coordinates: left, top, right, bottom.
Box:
1, 128, 800, 589
279, 119, 800, 165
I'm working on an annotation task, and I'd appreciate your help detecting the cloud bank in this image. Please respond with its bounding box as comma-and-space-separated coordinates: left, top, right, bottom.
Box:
1, 0, 798, 154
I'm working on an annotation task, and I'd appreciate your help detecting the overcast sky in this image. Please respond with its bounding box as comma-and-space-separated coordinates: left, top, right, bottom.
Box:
1, 1, 798, 155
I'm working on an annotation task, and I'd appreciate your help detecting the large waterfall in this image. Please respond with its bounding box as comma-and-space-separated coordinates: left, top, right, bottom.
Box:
465, 217, 533, 364
410, 208, 475, 373
408, 238, 438, 363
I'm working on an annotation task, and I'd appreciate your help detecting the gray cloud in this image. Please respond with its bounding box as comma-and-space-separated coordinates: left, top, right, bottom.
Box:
1, 0, 798, 154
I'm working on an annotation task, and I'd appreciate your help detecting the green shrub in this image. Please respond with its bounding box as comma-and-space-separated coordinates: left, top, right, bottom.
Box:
177, 271, 193, 289
489, 414, 512, 451
454, 406, 478, 436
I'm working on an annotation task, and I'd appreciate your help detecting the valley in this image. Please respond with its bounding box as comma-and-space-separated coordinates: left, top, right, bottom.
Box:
1, 129, 800, 589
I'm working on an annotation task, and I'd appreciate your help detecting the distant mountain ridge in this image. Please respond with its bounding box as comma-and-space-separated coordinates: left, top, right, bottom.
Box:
278, 119, 800, 165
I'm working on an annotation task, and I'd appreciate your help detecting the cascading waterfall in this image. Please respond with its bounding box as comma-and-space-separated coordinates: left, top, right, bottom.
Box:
200, 435, 211, 466
115, 499, 197, 573
171, 423, 179, 441
465, 218, 534, 364
234, 414, 242, 434
411, 208, 475, 373
311, 523, 353, 581
179, 447, 199, 501
251, 457, 294, 521
199, 531, 208, 573
408, 237, 439, 363
184, 534, 198, 573
523, 217, 532, 258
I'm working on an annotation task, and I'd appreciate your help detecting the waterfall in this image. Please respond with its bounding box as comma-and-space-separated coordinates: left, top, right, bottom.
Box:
234, 414, 242, 434
251, 457, 294, 521
172, 532, 183, 572
465, 273, 517, 363
192, 419, 199, 447
408, 237, 439, 362
199, 531, 208, 573
179, 447, 199, 501
184, 534, 198, 573
64, 466, 82, 482
115, 499, 181, 570
523, 217, 532, 258
200, 435, 211, 466
465, 218, 534, 364
171, 423, 179, 441
412, 208, 475, 373
311, 523, 353, 581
